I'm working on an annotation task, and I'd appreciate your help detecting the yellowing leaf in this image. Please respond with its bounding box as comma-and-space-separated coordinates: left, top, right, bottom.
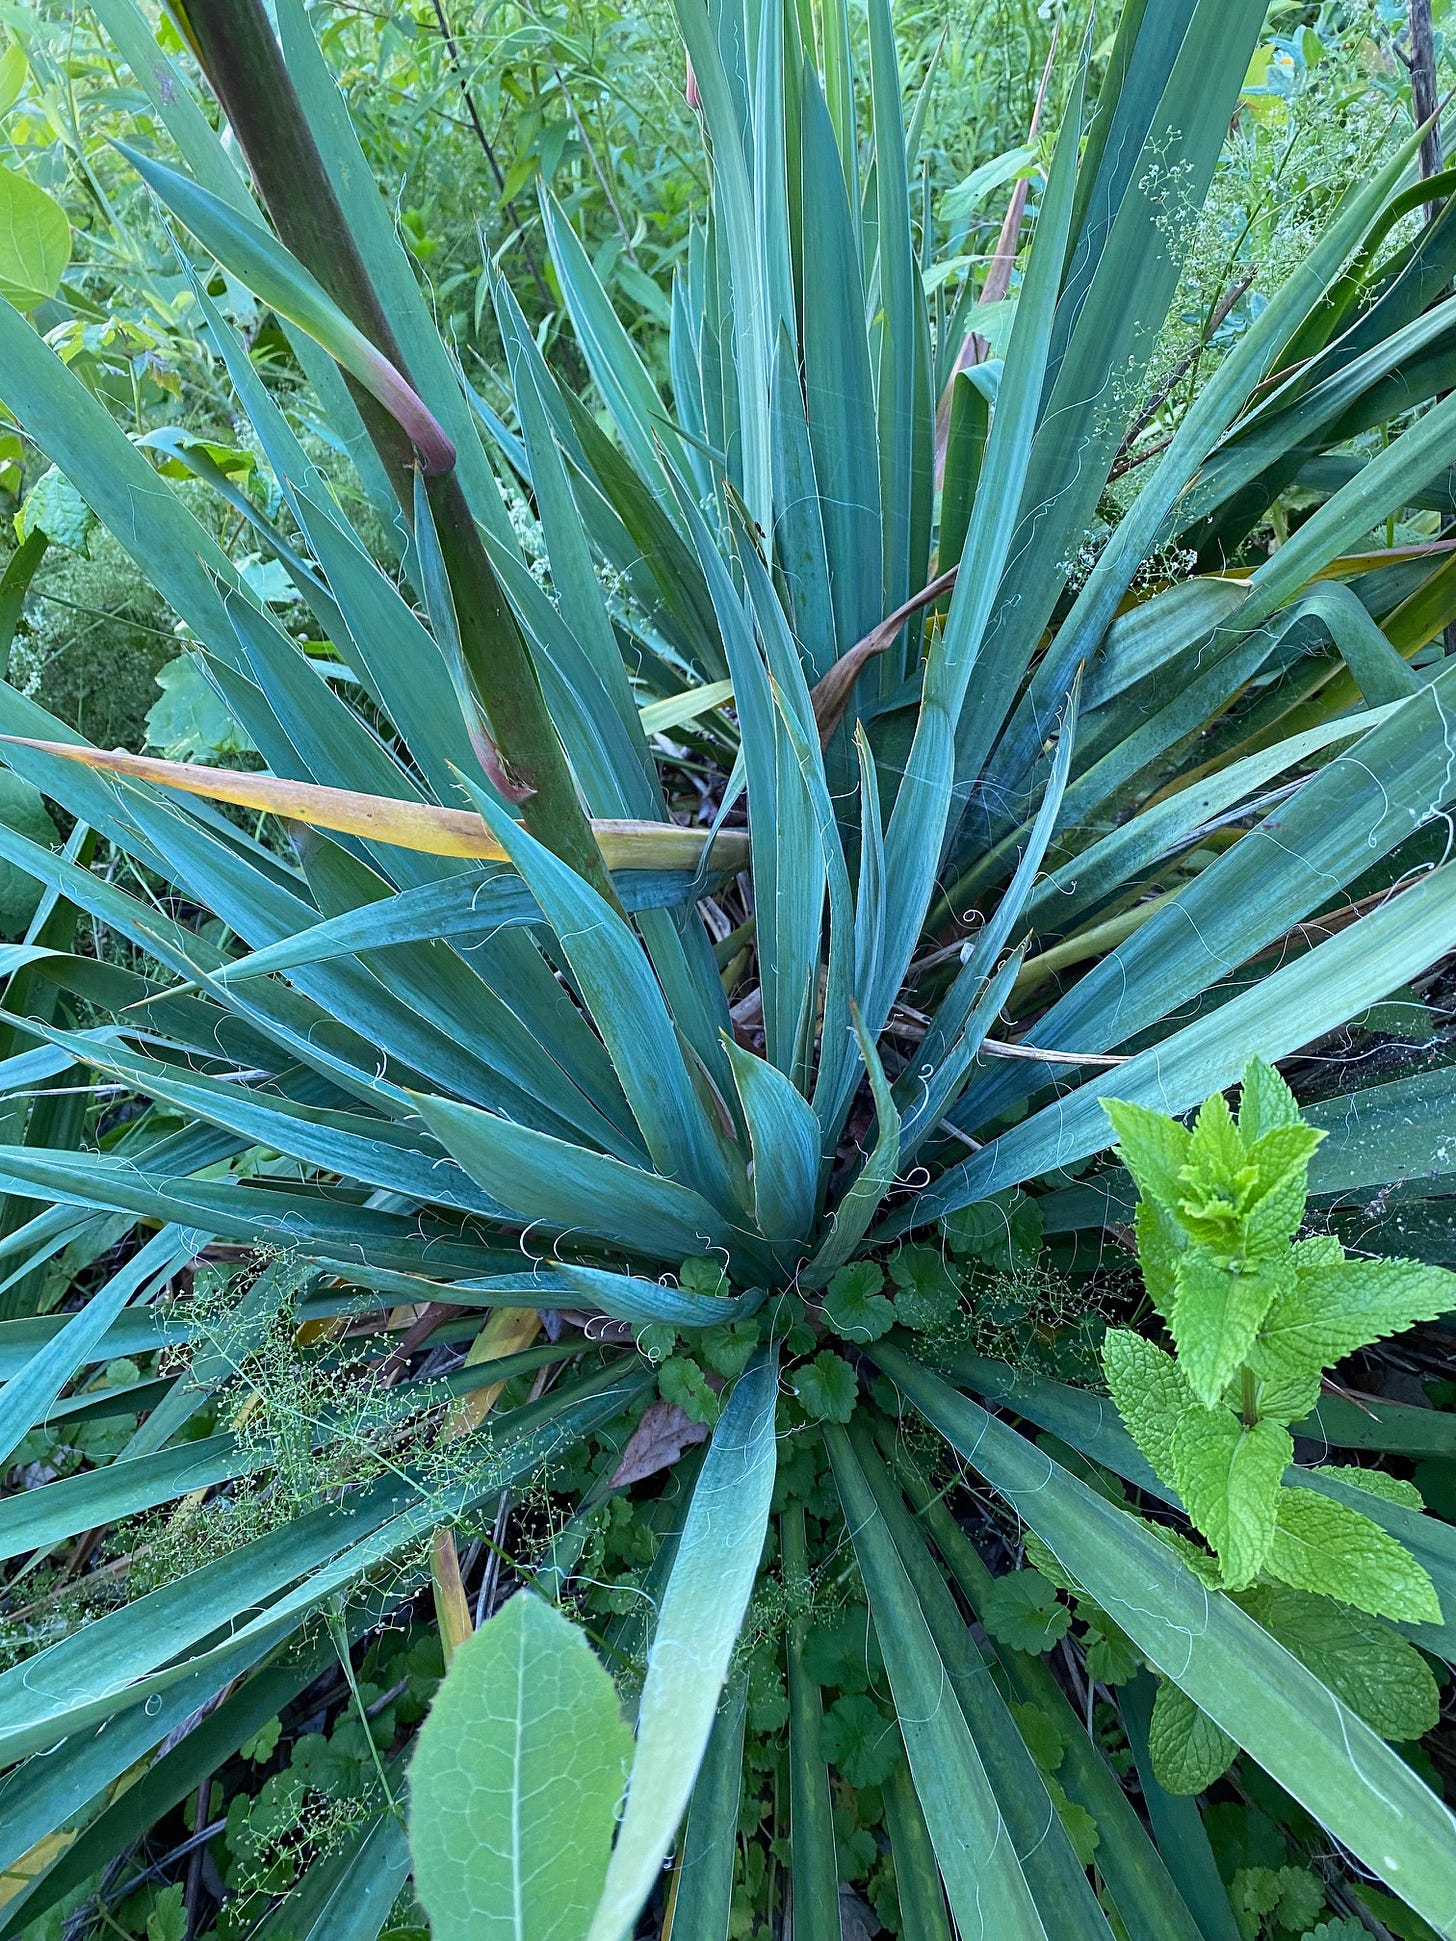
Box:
0, 736, 750, 873
0, 163, 69, 310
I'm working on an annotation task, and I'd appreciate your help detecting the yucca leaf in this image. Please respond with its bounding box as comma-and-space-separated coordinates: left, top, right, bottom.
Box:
723, 1037, 821, 1243
0, 736, 748, 873
667, 1667, 748, 1941
918, 853, 1456, 1229
826, 1423, 1049, 1940
118, 143, 454, 472
1118, 1675, 1242, 1941
587, 1351, 778, 1941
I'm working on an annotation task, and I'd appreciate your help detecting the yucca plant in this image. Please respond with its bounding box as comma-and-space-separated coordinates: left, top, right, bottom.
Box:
1, 0, 1456, 1936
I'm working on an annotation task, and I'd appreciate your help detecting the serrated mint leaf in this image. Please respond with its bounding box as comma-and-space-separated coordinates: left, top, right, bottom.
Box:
887, 1244, 961, 1331
1170, 1409, 1291, 1588
1104, 1097, 1191, 1206
1171, 1248, 1292, 1407
1236, 1057, 1302, 1142
942, 1189, 1042, 1270
821, 1261, 895, 1343
1144, 1518, 1223, 1586
791, 1349, 858, 1422
1132, 1197, 1182, 1319
1147, 1680, 1236, 1795
409, 1589, 631, 1941
1235, 1584, 1438, 1742
1254, 1257, 1456, 1378
1102, 1328, 1190, 1490
819, 1693, 903, 1787
980, 1570, 1071, 1654
1023, 1530, 1081, 1594
1268, 1488, 1442, 1624
1311, 1466, 1424, 1511
1292, 1235, 1343, 1269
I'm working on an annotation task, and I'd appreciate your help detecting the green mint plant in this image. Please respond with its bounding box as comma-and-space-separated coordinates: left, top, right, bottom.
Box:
1100, 1061, 1450, 1790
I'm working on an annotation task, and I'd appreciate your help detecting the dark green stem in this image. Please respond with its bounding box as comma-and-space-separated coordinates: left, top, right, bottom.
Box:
177, 0, 616, 901
1241, 1365, 1258, 1429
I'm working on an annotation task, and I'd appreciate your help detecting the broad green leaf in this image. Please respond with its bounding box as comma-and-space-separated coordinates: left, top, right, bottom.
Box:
409, 1590, 633, 1941
1268, 1488, 1442, 1625
1100, 1329, 1187, 1490
0, 164, 69, 309
1170, 1251, 1292, 1409
587, 1352, 778, 1941
1252, 1258, 1456, 1392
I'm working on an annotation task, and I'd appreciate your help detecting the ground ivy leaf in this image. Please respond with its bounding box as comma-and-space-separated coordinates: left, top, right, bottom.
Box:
791, 1349, 858, 1423
1268, 1488, 1443, 1624
1235, 1583, 1439, 1741
409, 1589, 632, 1941
1147, 1680, 1236, 1795
1010, 1700, 1064, 1772
1101, 1327, 1190, 1491
886, 1244, 961, 1331
658, 1355, 722, 1427
1171, 1249, 1292, 1407
980, 1570, 1071, 1654
941, 1189, 1042, 1271
821, 1261, 896, 1343
819, 1693, 903, 1787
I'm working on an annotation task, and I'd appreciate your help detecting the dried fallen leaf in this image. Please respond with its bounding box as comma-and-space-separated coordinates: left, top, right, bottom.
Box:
610, 1399, 710, 1489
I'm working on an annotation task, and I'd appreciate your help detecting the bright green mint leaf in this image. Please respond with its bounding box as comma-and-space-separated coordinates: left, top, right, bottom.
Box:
1254, 1257, 1456, 1379
1170, 1408, 1291, 1588
658, 1355, 722, 1427
1236, 1583, 1438, 1742
409, 1589, 632, 1941
1236, 1057, 1302, 1142
821, 1262, 896, 1343
1104, 1097, 1191, 1206
886, 1244, 961, 1331
1171, 1248, 1292, 1408
1268, 1487, 1443, 1625
819, 1693, 903, 1787
980, 1570, 1071, 1654
1312, 1466, 1424, 1511
791, 1350, 858, 1423
941, 1188, 1042, 1270
1147, 1680, 1236, 1795
1101, 1327, 1191, 1490
1132, 1197, 1182, 1319
1022, 1530, 1081, 1594
1143, 1518, 1223, 1586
